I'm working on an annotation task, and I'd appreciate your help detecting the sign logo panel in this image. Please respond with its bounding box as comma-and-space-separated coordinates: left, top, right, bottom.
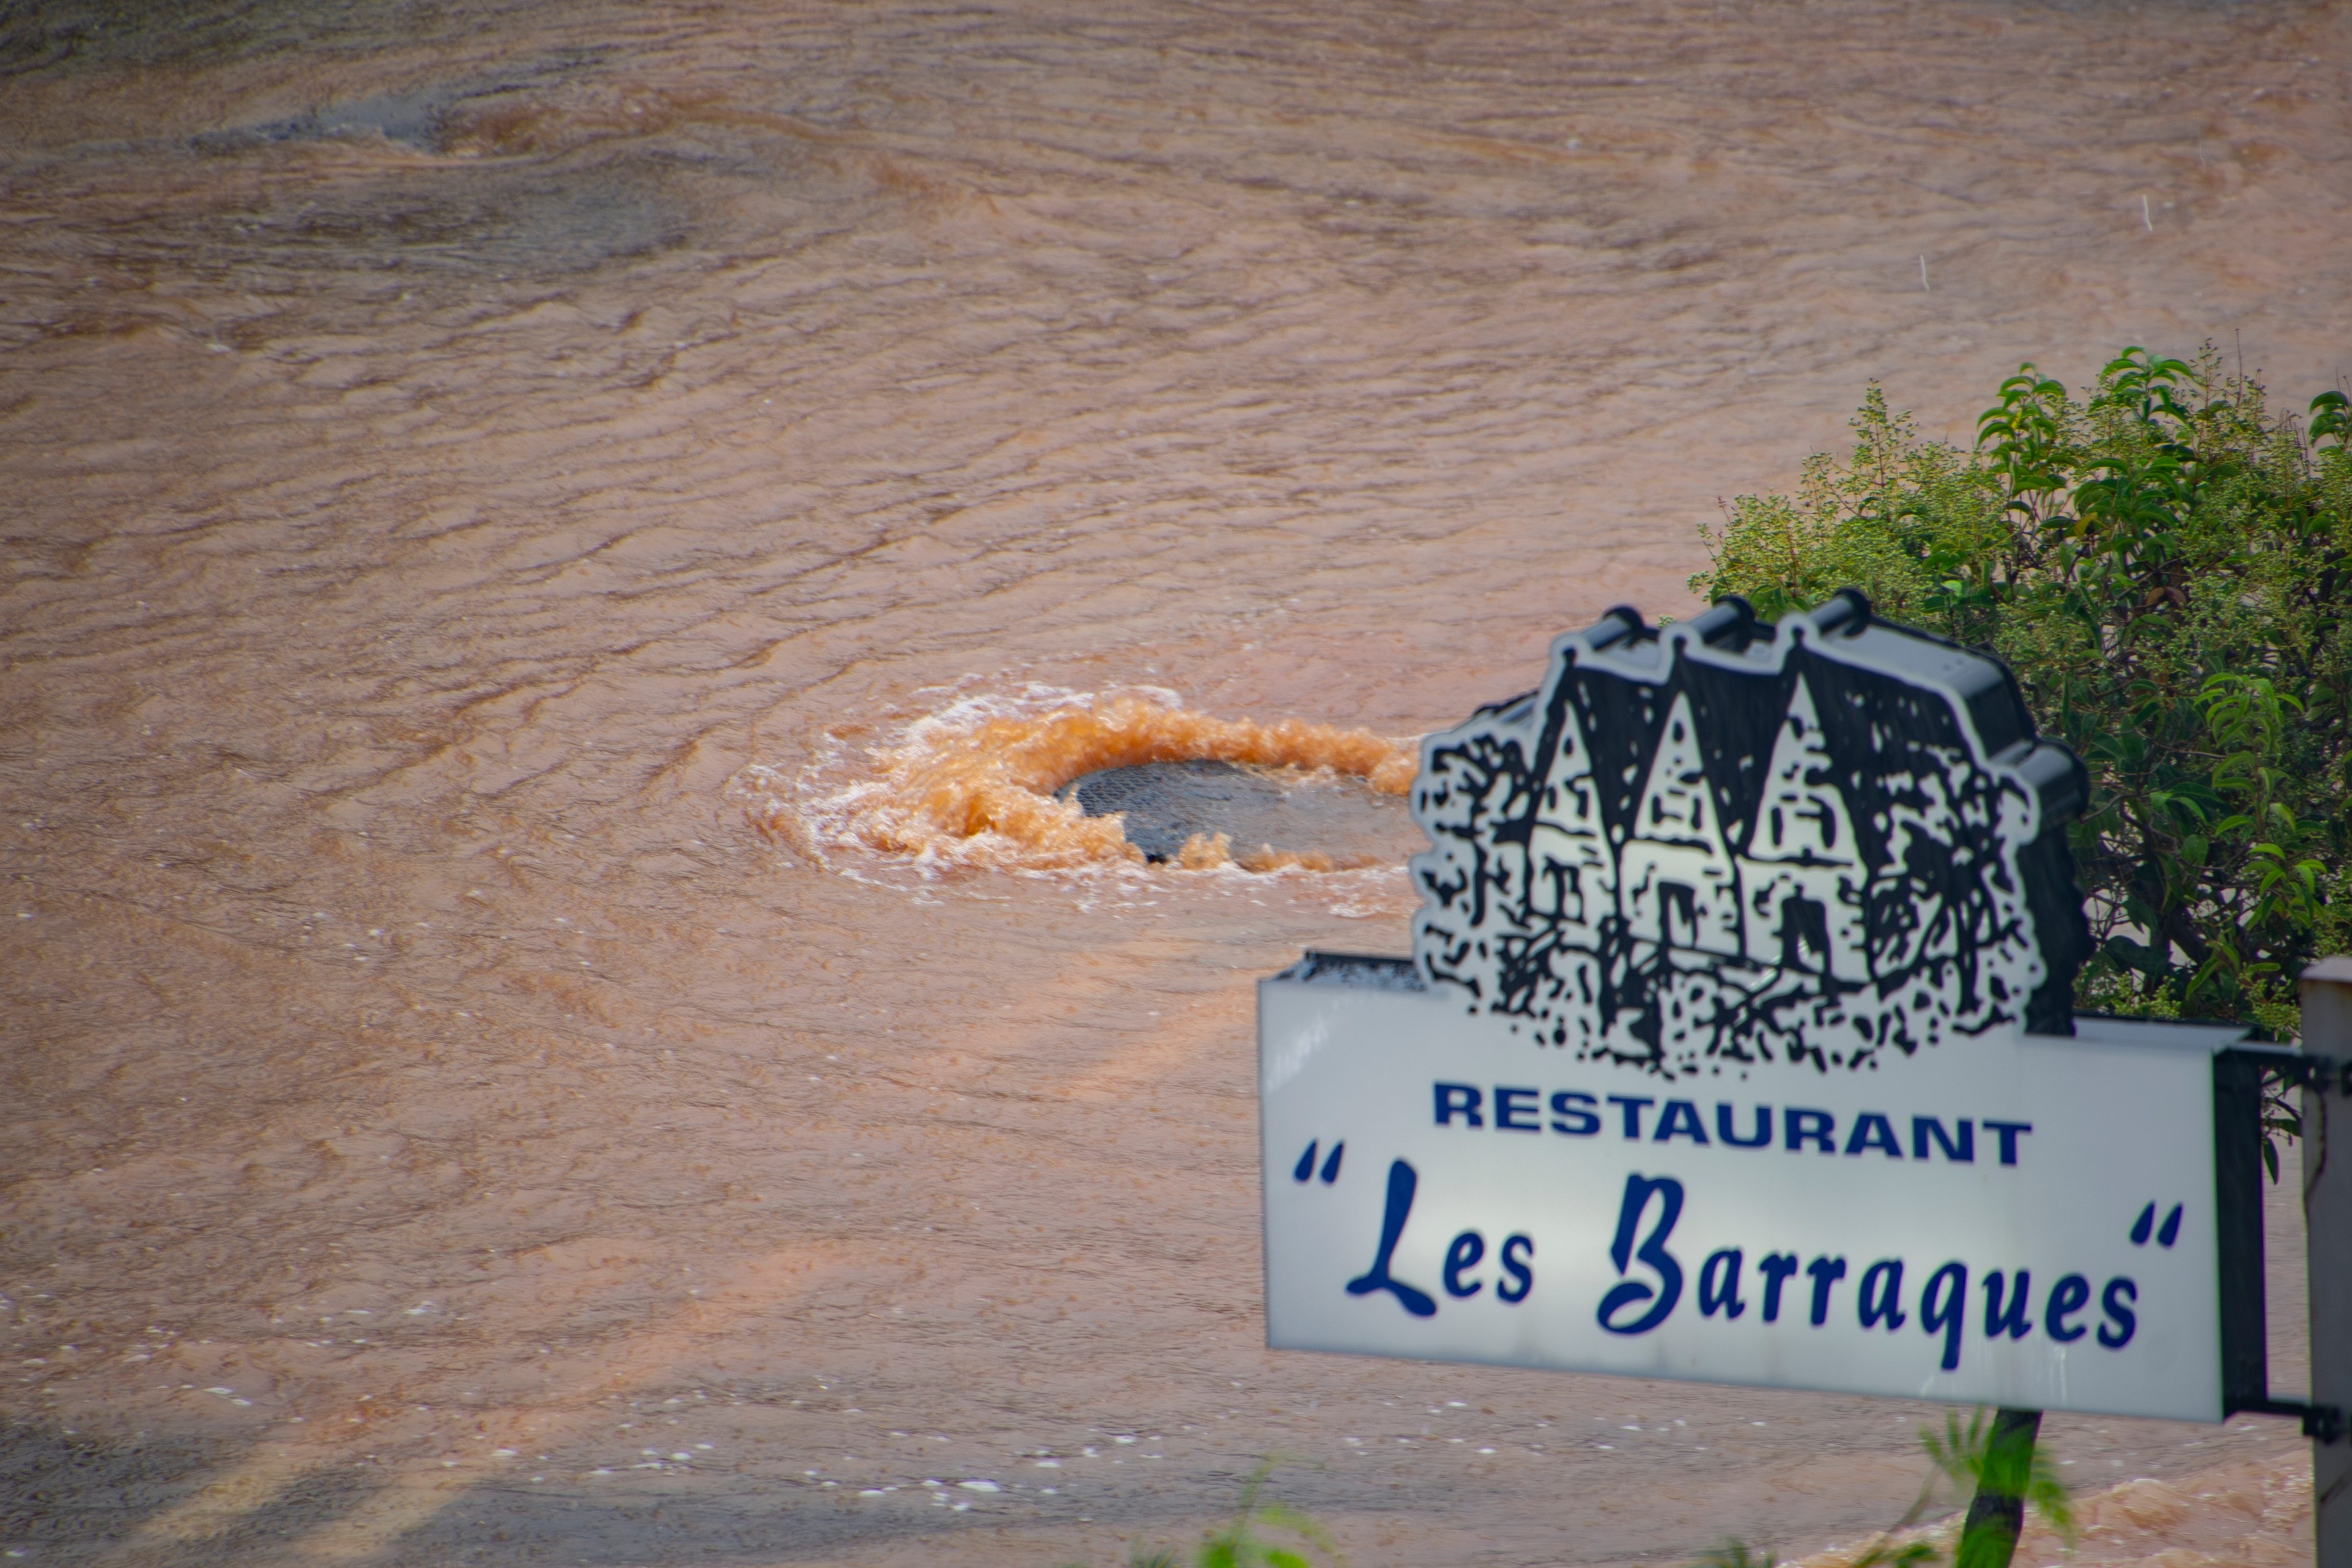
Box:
1410, 594, 2090, 1076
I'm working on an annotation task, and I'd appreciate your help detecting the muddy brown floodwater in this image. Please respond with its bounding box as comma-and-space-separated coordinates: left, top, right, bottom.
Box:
4, 0, 2349, 1563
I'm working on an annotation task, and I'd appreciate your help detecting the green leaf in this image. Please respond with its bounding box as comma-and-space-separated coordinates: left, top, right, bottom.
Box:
2313, 390, 2350, 444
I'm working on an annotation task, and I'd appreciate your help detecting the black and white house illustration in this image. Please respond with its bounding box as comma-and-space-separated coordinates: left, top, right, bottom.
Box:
1410, 592, 2092, 1077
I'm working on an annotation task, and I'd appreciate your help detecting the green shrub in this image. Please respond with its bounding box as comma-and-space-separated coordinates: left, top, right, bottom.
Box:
1076, 1462, 1340, 1568
1692, 347, 2352, 1037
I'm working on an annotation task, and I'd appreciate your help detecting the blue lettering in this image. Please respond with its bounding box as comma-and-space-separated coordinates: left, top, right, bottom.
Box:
1758, 1253, 1801, 1321
1607, 1095, 1655, 1140
1717, 1103, 1772, 1148
1444, 1231, 1486, 1298
1435, 1083, 1484, 1128
2098, 1278, 2137, 1348
1549, 1091, 1601, 1136
1805, 1256, 1848, 1325
1495, 1087, 1541, 1132
1653, 1099, 1710, 1145
2044, 1273, 2091, 1342
1698, 1248, 1746, 1319
1845, 1113, 1903, 1159
1344, 1160, 1437, 1317
1857, 1259, 1906, 1329
1498, 1234, 1534, 1304
1673, 1248, 2120, 1362
1983, 1270, 2033, 1339
1984, 1119, 2033, 1166
1786, 1108, 1836, 1154
1912, 1116, 1975, 1162
1921, 1262, 1968, 1370
1597, 1173, 1684, 1335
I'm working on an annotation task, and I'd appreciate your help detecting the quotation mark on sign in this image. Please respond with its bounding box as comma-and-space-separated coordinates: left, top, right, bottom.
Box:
2128, 1203, 2183, 1248
1292, 1140, 1344, 1184
1297, 1143, 1438, 1318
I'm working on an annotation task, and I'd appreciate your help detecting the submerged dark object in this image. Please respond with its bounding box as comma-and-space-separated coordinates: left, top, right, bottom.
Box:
1059, 760, 1269, 861
1058, 758, 1413, 865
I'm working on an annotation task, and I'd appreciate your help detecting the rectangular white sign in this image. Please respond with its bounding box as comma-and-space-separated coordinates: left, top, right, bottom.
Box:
1261, 975, 2243, 1422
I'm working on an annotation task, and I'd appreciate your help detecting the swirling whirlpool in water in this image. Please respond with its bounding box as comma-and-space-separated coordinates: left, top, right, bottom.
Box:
736, 687, 1424, 875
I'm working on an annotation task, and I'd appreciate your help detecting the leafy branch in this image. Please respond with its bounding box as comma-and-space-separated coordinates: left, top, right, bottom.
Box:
1694, 344, 2352, 1042
1692, 1409, 2073, 1568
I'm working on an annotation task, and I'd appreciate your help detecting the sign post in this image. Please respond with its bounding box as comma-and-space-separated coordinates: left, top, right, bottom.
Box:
1956, 1409, 2041, 1568
2301, 958, 2352, 1568
1258, 595, 2340, 1559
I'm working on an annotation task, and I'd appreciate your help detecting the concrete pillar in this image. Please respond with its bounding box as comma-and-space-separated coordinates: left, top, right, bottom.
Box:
2301, 956, 2352, 1568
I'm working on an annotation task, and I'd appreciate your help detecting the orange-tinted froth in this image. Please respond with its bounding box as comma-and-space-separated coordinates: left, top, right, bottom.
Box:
747, 693, 1418, 872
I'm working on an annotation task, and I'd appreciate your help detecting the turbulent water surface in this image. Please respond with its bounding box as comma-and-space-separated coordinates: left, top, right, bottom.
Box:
4, 0, 2349, 1563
